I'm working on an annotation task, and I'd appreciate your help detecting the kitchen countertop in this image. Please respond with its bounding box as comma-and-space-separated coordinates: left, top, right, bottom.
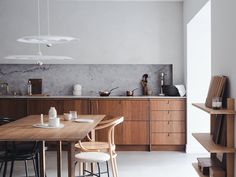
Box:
0, 95, 186, 99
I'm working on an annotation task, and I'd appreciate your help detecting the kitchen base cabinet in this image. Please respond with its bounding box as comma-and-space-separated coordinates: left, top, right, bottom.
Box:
0, 97, 186, 151
27, 99, 89, 115
122, 121, 149, 145
0, 99, 27, 120
150, 99, 186, 151
27, 99, 64, 115
90, 99, 150, 145
63, 99, 89, 114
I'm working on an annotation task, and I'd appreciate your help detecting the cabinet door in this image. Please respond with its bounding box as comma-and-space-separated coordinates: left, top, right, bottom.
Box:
123, 121, 149, 145
0, 99, 27, 120
27, 99, 64, 115
91, 100, 124, 143
90, 99, 149, 145
63, 99, 89, 114
122, 100, 149, 120
90, 100, 123, 119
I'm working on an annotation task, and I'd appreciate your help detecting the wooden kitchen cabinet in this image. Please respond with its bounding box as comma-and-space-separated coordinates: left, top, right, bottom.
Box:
150, 99, 186, 151
0, 99, 27, 120
90, 99, 149, 145
63, 99, 89, 114
27, 99, 64, 115
27, 99, 89, 115
0, 97, 186, 151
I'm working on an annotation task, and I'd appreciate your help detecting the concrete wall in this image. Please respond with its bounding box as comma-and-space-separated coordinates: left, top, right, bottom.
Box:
211, 0, 236, 175
183, 0, 210, 153
0, 1, 184, 84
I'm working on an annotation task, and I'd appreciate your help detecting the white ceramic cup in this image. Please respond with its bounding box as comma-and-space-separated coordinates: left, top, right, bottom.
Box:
64, 113, 72, 121
49, 118, 60, 127
69, 111, 78, 119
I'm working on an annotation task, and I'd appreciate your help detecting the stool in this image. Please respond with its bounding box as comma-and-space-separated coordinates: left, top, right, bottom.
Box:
75, 152, 110, 177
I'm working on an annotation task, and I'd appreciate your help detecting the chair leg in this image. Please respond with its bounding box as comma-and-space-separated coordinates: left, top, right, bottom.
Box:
82, 163, 85, 176
113, 157, 119, 177
109, 155, 116, 177
33, 158, 38, 177
78, 162, 83, 176
9, 161, 14, 177
36, 153, 40, 177
106, 161, 110, 177
24, 160, 29, 177
0, 162, 3, 172
3, 161, 8, 177
97, 163, 101, 177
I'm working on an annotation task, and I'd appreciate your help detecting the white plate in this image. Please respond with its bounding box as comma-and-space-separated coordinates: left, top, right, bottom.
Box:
33, 123, 64, 129
73, 119, 94, 123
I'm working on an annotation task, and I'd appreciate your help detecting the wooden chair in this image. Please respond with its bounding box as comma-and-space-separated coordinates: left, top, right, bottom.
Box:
75, 116, 124, 177
75, 151, 110, 177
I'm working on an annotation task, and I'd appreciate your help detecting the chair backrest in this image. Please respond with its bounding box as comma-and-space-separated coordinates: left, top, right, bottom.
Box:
95, 116, 124, 146
0, 117, 15, 126
0, 117, 38, 154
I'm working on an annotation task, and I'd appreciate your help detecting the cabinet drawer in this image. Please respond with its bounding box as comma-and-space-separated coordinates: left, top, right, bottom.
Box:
151, 111, 185, 121
151, 121, 185, 133
150, 100, 186, 110
151, 133, 186, 145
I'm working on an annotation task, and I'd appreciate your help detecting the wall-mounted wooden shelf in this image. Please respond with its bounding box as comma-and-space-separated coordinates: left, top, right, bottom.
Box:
192, 133, 236, 153
192, 103, 236, 115
192, 98, 235, 177
192, 163, 208, 177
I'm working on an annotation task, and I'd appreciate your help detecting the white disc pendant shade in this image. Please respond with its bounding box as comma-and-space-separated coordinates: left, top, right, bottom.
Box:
5, 55, 74, 60
17, 35, 78, 45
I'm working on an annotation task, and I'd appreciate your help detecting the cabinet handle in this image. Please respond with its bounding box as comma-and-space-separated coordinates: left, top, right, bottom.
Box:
167, 100, 169, 104
168, 133, 170, 136
168, 121, 170, 124
168, 111, 170, 114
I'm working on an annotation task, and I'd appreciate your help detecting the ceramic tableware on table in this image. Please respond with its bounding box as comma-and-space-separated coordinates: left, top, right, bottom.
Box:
64, 113, 72, 121
48, 117, 60, 127
70, 111, 78, 120
49, 107, 57, 118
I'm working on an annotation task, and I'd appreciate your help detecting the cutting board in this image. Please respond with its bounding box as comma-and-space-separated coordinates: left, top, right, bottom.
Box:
29, 79, 42, 95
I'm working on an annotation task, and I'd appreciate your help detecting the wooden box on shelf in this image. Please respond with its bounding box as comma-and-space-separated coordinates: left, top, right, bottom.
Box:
197, 157, 221, 175
210, 167, 226, 177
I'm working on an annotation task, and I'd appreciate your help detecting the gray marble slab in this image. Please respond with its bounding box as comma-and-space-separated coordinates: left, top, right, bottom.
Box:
0, 64, 172, 96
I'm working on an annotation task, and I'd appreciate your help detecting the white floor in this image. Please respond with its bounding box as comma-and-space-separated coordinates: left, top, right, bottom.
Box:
2, 151, 207, 177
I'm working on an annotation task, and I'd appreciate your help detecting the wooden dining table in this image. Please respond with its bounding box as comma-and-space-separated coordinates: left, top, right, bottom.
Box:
0, 115, 105, 177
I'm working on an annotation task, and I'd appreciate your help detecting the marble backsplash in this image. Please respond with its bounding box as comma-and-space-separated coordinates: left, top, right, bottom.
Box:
0, 64, 172, 96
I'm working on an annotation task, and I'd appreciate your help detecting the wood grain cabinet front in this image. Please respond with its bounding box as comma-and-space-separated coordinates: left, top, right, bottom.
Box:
150, 99, 186, 149
0, 97, 186, 151
27, 99, 89, 115
0, 99, 27, 120
90, 99, 149, 145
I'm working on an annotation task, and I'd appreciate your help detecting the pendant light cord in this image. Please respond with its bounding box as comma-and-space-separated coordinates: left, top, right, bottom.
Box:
37, 0, 42, 55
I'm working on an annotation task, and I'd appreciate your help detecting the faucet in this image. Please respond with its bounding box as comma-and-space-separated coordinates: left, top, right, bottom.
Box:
0, 82, 10, 95
159, 72, 166, 96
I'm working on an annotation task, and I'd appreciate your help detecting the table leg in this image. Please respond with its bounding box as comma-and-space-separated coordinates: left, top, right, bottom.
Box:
57, 141, 62, 177
68, 141, 75, 177
39, 141, 46, 177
